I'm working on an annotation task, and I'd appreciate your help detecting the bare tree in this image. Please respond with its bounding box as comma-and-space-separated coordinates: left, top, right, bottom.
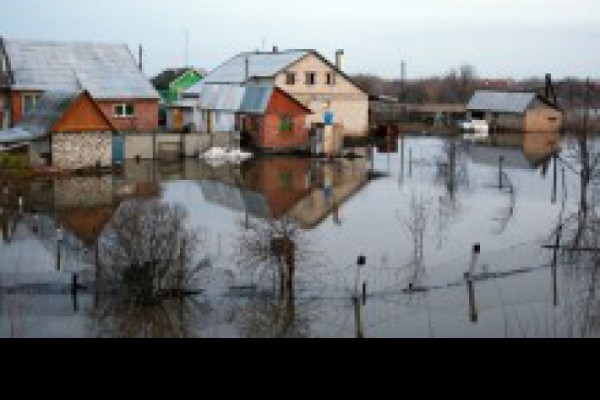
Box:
98, 199, 205, 306
234, 216, 320, 337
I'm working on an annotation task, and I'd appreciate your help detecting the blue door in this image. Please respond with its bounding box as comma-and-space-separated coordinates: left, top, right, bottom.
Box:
112, 133, 125, 165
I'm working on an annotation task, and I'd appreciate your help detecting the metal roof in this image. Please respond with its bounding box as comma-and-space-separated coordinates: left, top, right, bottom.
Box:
203, 50, 309, 84
239, 85, 274, 114
198, 84, 246, 111
2, 38, 159, 99
0, 127, 38, 144
467, 91, 536, 114
18, 91, 79, 137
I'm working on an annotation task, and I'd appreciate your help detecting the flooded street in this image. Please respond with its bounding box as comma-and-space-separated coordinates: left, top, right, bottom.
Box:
1, 132, 599, 338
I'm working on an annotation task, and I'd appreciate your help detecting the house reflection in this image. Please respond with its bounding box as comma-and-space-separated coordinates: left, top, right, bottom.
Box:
468, 131, 561, 170
196, 154, 373, 228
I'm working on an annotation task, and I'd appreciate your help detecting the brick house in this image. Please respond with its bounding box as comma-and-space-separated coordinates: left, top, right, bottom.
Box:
0, 38, 160, 133
188, 48, 369, 137
236, 85, 312, 152
0, 90, 118, 169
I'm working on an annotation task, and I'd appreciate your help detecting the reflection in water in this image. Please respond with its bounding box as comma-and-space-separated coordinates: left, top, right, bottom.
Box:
6, 132, 600, 337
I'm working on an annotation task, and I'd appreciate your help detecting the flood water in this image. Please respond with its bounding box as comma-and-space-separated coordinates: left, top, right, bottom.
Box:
2, 132, 600, 338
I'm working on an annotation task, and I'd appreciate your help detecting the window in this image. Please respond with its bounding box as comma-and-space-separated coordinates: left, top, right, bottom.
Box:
286, 72, 296, 85
279, 115, 294, 132
305, 72, 316, 86
114, 103, 135, 118
22, 93, 41, 115
325, 72, 335, 86
548, 117, 558, 122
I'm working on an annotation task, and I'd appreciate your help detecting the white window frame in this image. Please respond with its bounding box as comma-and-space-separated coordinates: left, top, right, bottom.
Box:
113, 103, 135, 118
22, 93, 42, 115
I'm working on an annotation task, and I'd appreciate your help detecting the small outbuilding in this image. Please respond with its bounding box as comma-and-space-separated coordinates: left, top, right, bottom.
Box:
0, 90, 118, 169
467, 90, 563, 133
236, 85, 312, 152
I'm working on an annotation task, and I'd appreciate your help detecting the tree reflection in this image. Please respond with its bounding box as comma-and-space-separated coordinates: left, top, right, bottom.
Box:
551, 80, 600, 337
90, 199, 209, 338
234, 216, 319, 338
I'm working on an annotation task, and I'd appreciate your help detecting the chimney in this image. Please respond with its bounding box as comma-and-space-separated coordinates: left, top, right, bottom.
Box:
245, 56, 250, 82
335, 49, 344, 71
138, 45, 143, 71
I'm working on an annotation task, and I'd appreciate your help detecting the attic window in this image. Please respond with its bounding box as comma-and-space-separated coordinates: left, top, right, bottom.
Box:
286, 72, 296, 85
305, 72, 316, 86
325, 72, 335, 86
114, 103, 135, 118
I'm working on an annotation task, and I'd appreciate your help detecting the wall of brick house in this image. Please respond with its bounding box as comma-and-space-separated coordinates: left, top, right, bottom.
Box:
51, 132, 112, 169
97, 99, 158, 132
261, 114, 309, 150
274, 52, 369, 136
255, 88, 311, 150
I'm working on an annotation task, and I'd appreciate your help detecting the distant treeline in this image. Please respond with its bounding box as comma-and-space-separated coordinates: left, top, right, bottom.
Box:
351, 65, 600, 109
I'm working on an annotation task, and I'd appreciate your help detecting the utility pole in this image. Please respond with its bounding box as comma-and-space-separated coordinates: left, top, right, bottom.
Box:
185, 30, 190, 67
400, 60, 407, 103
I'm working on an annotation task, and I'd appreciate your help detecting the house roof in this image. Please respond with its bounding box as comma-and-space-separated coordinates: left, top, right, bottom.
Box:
0, 38, 159, 100
198, 49, 367, 95
151, 68, 205, 91
18, 91, 80, 137
195, 83, 312, 114
202, 50, 309, 84
467, 91, 538, 114
0, 90, 116, 144
198, 84, 246, 111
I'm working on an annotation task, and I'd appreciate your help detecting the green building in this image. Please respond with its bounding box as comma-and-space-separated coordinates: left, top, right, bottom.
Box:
152, 68, 205, 104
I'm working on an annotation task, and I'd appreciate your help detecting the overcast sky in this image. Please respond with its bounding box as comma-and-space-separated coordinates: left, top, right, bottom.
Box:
2, 0, 598, 80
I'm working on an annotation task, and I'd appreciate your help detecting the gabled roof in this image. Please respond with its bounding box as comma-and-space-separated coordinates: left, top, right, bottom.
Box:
467, 90, 544, 114
203, 50, 309, 84
0, 90, 116, 144
200, 49, 367, 95
196, 83, 312, 114
0, 38, 159, 100
18, 91, 80, 137
151, 68, 205, 91
239, 85, 312, 115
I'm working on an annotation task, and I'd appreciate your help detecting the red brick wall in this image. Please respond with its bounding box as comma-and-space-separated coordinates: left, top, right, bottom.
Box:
10, 91, 25, 125
97, 99, 158, 132
258, 88, 310, 150
262, 114, 308, 149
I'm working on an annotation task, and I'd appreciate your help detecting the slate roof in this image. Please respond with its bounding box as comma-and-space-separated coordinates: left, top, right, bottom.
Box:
203, 50, 309, 84
467, 91, 537, 114
0, 38, 159, 99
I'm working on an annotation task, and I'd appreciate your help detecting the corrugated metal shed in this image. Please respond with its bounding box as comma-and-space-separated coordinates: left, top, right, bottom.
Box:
467, 91, 536, 114
203, 51, 308, 84
199, 84, 246, 111
2, 39, 159, 99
